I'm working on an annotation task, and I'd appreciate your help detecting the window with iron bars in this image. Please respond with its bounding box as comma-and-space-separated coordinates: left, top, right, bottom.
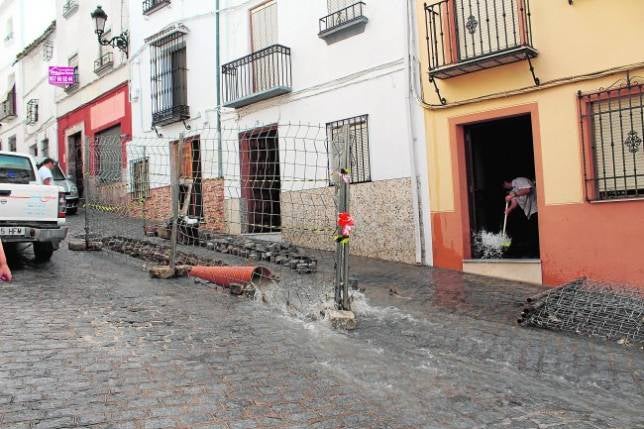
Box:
26, 99, 38, 125
130, 158, 150, 199
580, 81, 644, 201
326, 115, 371, 184
150, 32, 189, 126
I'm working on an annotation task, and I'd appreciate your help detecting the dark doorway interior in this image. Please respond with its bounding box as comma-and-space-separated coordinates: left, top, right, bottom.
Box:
465, 115, 539, 258
179, 137, 203, 219
240, 126, 281, 234
67, 132, 83, 198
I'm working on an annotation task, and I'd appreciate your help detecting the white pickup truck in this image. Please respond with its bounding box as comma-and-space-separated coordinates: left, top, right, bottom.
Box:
0, 151, 68, 262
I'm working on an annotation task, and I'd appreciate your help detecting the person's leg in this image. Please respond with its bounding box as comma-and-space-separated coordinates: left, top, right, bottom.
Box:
0, 240, 12, 281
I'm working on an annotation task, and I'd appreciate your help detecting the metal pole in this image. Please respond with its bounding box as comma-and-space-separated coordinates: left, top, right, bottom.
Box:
169, 135, 183, 270
334, 125, 351, 310
215, 0, 223, 178
142, 145, 147, 230
83, 136, 91, 248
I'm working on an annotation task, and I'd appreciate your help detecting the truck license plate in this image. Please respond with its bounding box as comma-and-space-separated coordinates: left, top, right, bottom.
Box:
0, 227, 25, 236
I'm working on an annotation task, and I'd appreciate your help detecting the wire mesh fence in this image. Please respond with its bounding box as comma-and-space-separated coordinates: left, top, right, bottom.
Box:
82, 123, 356, 318
519, 278, 644, 345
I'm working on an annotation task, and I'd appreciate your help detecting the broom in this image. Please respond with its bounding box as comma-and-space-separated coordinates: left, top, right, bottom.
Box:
501, 201, 512, 250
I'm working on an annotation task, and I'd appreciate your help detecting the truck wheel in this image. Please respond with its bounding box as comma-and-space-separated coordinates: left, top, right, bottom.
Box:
33, 242, 54, 263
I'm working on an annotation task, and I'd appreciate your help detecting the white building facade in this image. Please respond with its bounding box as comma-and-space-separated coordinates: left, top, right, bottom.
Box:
15, 22, 57, 159
54, 0, 131, 198
0, 0, 56, 154
128, 0, 431, 265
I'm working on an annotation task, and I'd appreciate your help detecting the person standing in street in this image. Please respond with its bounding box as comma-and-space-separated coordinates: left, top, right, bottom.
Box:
38, 158, 55, 185
0, 240, 12, 282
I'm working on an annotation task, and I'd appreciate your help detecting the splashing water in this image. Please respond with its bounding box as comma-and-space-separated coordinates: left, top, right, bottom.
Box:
472, 230, 509, 259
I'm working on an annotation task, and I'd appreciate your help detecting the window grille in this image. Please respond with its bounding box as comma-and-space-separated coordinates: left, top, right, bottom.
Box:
8, 136, 16, 152
150, 31, 189, 126
327, 115, 371, 184
41, 139, 49, 157
26, 99, 39, 125
580, 81, 644, 200
130, 158, 150, 199
42, 40, 53, 61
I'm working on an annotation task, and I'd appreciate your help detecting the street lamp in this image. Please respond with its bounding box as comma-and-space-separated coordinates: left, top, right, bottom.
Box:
91, 5, 129, 58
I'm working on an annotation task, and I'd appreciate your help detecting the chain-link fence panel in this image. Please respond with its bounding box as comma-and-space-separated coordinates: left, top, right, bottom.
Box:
519, 278, 644, 344
83, 124, 354, 319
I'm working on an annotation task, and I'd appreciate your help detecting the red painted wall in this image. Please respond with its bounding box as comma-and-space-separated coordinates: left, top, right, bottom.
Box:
56, 82, 131, 172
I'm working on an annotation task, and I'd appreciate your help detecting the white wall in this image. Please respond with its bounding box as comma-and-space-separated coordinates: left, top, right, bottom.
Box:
127, 0, 432, 263
54, 0, 129, 117
20, 28, 58, 158
0, 0, 55, 153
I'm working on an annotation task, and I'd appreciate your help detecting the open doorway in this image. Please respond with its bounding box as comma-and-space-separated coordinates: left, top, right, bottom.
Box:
465, 114, 539, 259
239, 125, 281, 234
67, 132, 83, 198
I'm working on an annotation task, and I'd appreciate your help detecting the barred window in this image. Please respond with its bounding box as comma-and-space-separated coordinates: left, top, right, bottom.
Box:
26, 99, 38, 124
8, 136, 16, 152
150, 31, 188, 126
131, 158, 150, 199
586, 86, 644, 200
327, 115, 371, 184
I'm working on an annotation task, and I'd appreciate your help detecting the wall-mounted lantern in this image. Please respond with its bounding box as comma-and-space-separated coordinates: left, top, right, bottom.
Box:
91, 5, 129, 57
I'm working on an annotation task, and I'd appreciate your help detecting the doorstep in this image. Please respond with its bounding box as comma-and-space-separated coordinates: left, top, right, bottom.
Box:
463, 259, 542, 285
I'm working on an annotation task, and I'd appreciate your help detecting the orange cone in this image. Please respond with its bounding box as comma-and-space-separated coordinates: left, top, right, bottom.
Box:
188, 265, 272, 287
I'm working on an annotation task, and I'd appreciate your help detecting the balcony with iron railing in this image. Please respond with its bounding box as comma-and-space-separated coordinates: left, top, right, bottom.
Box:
319, 2, 368, 39
62, 0, 79, 18
64, 73, 80, 93
143, 0, 171, 15
0, 87, 16, 122
424, 0, 537, 80
152, 105, 190, 126
222, 44, 292, 109
94, 52, 114, 74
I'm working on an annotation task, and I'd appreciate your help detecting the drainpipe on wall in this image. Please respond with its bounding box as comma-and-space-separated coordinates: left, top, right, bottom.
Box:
215, 0, 223, 178
404, 0, 430, 265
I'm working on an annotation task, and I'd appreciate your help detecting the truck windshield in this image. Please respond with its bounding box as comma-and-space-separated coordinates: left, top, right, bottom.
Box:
0, 154, 36, 184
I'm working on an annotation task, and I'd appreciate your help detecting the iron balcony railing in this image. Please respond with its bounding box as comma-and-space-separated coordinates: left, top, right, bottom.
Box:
62, 0, 79, 18
64, 73, 80, 93
94, 52, 114, 73
424, 0, 536, 79
143, 0, 171, 15
152, 105, 190, 127
222, 44, 292, 109
319, 2, 367, 36
0, 87, 17, 121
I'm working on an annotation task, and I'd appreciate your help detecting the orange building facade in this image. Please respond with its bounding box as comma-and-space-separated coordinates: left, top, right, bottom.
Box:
416, 0, 644, 287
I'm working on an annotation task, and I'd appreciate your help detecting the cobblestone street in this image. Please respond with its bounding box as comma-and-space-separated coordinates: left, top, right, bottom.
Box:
0, 221, 642, 428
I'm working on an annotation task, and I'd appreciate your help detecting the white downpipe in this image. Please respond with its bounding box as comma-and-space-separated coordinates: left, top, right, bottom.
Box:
404, 0, 424, 265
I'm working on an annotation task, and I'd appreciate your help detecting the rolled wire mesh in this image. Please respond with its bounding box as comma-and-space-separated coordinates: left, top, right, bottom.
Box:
519, 279, 644, 344
83, 123, 342, 319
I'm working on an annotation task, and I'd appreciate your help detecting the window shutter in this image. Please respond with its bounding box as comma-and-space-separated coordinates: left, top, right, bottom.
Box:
251, 1, 278, 52
592, 95, 644, 195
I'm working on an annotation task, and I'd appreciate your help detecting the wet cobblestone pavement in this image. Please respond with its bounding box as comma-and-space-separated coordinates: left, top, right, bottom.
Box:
0, 218, 642, 428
